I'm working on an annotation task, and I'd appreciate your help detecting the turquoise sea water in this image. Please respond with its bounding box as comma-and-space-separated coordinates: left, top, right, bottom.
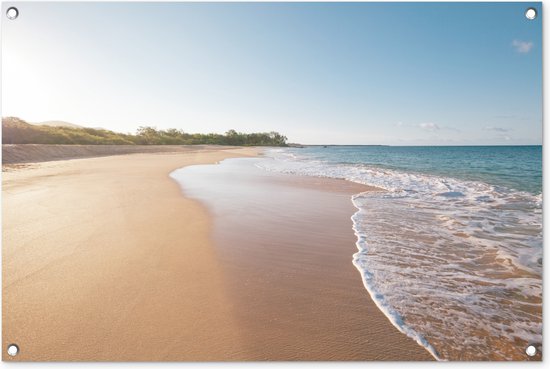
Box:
259, 145, 542, 360
284, 145, 542, 195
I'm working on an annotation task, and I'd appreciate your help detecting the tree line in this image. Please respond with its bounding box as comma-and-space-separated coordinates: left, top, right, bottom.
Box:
2, 117, 288, 146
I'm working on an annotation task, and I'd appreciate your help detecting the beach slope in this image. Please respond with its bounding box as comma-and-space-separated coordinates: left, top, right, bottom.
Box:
3, 146, 432, 361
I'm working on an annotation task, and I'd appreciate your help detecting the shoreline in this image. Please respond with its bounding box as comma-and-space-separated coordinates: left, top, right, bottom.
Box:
350, 199, 440, 360
3, 146, 433, 361
262, 146, 542, 361
171, 156, 434, 360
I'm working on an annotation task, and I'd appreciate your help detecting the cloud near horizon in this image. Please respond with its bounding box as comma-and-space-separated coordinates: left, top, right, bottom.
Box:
419, 122, 440, 131
397, 122, 460, 133
512, 39, 534, 53
484, 126, 511, 133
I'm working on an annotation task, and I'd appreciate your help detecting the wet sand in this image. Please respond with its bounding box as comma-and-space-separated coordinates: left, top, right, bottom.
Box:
171, 157, 434, 360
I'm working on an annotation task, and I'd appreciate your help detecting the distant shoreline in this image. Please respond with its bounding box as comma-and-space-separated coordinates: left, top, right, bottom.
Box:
2, 144, 252, 165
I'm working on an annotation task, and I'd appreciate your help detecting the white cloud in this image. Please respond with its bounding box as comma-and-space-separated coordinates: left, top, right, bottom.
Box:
484, 126, 510, 133
419, 122, 440, 131
397, 121, 459, 132
484, 126, 513, 141
512, 40, 534, 53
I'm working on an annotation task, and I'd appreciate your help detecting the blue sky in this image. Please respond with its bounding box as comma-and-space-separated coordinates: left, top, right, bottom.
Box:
2, 2, 542, 145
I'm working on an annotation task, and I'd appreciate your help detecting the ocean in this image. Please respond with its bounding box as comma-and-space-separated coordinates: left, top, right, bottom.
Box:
257, 145, 542, 360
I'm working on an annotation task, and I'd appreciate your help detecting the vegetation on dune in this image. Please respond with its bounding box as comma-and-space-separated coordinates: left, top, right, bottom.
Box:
2, 117, 288, 146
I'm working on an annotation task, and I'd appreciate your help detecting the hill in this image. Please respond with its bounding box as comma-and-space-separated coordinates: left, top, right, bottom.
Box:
2, 117, 288, 146
32, 120, 84, 129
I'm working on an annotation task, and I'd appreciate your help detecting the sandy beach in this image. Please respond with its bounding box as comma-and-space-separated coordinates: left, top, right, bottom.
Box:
3, 145, 433, 361
2, 143, 232, 165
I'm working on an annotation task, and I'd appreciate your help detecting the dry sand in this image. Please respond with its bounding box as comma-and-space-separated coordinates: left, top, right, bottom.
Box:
3, 147, 256, 361
2, 143, 231, 165
2, 145, 433, 361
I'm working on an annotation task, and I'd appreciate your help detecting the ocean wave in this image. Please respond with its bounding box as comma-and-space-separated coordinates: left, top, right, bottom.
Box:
257, 148, 542, 360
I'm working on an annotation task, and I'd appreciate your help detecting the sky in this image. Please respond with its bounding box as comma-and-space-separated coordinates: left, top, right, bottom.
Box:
1, 2, 542, 145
